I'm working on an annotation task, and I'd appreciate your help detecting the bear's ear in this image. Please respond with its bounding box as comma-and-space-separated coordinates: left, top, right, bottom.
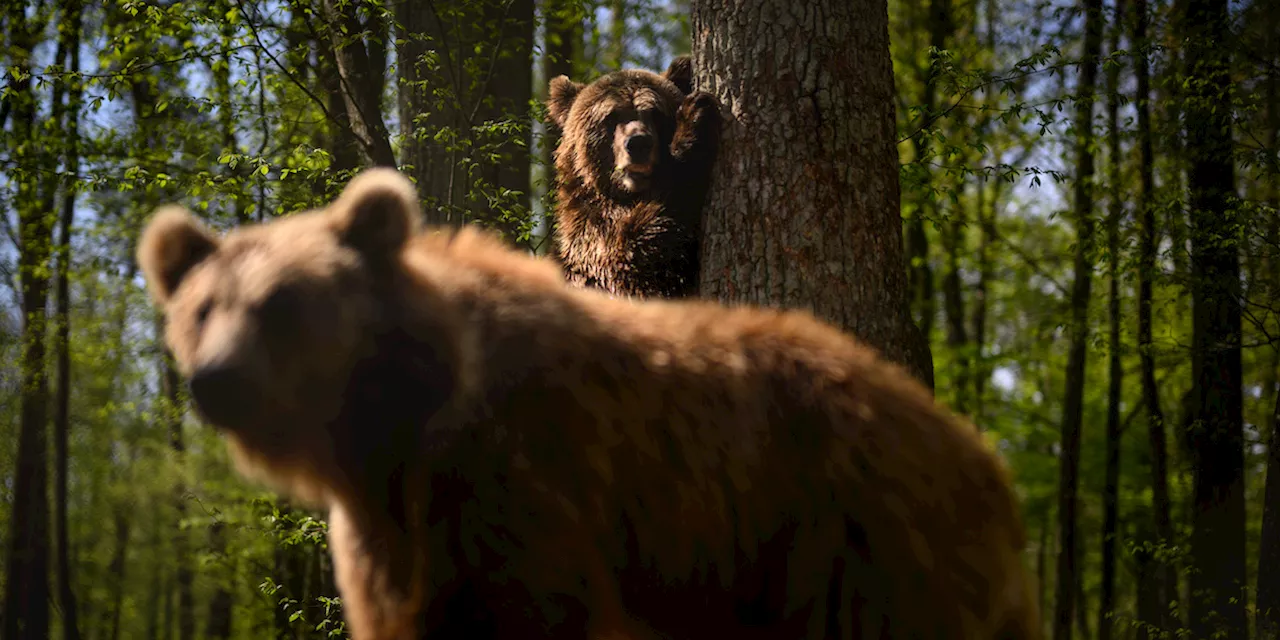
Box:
137, 205, 220, 305
547, 75, 584, 128
332, 167, 422, 260
663, 55, 694, 95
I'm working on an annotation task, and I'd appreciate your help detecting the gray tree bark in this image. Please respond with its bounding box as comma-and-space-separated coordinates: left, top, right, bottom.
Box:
689, 1, 934, 387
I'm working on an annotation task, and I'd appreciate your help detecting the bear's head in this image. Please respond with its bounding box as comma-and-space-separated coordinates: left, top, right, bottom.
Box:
547, 55, 694, 199
137, 169, 446, 501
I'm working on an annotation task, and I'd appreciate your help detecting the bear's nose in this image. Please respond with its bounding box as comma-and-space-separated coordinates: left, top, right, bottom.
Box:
624, 134, 653, 159
188, 364, 260, 428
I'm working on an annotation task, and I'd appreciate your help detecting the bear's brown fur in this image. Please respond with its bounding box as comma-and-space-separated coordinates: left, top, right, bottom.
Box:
547, 55, 720, 300
138, 168, 1040, 640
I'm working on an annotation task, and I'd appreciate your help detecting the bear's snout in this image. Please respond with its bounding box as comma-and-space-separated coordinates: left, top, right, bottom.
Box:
624, 134, 653, 163
189, 363, 262, 428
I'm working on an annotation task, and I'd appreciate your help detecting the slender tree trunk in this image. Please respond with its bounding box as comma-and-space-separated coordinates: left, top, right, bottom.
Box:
1133, 509, 1160, 640
942, 185, 970, 414
1075, 536, 1092, 640
1254, 11, 1280, 639
906, 0, 953, 359
476, 0, 535, 241
971, 180, 1000, 421
204, 522, 234, 639
1133, 0, 1179, 629
1038, 511, 1050, 628
154, 314, 196, 640
1181, 0, 1246, 633
1054, 0, 1103, 637
145, 524, 164, 640
609, 0, 626, 67
396, 0, 535, 234
1261, 362, 1280, 640
3, 5, 53, 637
105, 508, 131, 640
540, 0, 583, 255
1098, 3, 1125, 639
53, 1, 84, 638
689, 0, 935, 388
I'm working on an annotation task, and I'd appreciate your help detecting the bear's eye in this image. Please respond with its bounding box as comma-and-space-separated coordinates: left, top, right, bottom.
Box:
258, 286, 303, 332
194, 299, 213, 329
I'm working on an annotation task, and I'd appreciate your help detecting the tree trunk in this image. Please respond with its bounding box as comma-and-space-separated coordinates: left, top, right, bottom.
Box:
689, 0, 934, 388
204, 522, 234, 640
1053, 0, 1102, 636
540, 0, 583, 254
942, 201, 969, 414
609, 0, 627, 67
158, 329, 196, 640
1038, 512, 1050, 628
1180, 0, 1246, 634
321, 0, 396, 168
105, 508, 131, 640
52, 1, 84, 638
1261, 366, 1280, 640
396, 0, 536, 235
1133, 0, 1179, 629
3, 5, 53, 637
1132, 509, 1160, 640
905, 0, 953, 356
1254, 9, 1280, 640
1098, 3, 1125, 639
313, 15, 362, 176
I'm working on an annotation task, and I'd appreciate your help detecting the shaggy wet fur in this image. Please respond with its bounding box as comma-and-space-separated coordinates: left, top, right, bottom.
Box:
547, 55, 721, 299
138, 168, 1040, 640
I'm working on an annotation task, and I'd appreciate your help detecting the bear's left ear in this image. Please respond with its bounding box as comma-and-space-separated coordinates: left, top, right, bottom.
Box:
332, 168, 422, 261
547, 75, 584, 128
663, 55, 694, 95
137, 205, 221, 306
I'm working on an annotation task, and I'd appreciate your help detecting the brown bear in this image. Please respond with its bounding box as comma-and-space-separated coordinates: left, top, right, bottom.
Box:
546, 54, 720, 299
137, 168, 1040, 640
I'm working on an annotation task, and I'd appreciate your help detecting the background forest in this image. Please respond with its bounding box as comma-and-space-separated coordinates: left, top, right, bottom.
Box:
0, 0, 1277, 639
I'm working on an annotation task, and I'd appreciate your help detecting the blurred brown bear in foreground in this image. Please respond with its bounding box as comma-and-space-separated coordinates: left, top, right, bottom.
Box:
137, 168, 1040, 640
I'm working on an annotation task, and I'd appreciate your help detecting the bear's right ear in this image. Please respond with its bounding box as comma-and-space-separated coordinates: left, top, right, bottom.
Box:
547, 75, 584, 128
332, 168, 422, 261
663, 55, 694, 95
137, 205, 220, 305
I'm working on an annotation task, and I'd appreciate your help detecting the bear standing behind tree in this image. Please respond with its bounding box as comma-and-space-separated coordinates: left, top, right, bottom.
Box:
546, 55, 721, 299
136, 168, 1040, 640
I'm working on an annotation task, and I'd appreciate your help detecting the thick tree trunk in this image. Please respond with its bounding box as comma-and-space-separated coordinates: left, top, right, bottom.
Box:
689, 0, 934, 388
1053, 0, 1102, 636
314, 21, 362, 176
1133, 0, 1178, 629
321, 0, 397, 168
1098, 3, 1125, 639
3, 5, 53, 638
1180, 0, 1247, 635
